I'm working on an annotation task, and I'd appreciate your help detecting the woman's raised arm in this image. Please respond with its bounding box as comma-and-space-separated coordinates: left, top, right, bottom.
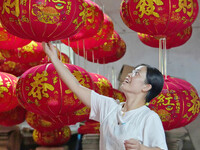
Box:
42, 42, 92, 108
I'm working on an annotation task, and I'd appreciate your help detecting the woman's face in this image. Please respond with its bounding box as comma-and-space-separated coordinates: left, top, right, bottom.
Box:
120, 66, 148, 94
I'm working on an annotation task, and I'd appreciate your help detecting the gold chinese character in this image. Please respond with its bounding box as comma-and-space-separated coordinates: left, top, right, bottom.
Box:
0, 76, 8, 98
136, 0, 164, 18
28, 71, 54, 100
188, 89, 200, 115
2, 0, 20, 17
175, 0, 194, 17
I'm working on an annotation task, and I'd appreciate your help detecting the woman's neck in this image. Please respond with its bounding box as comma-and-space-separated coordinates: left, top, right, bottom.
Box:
123, 94, 146, 111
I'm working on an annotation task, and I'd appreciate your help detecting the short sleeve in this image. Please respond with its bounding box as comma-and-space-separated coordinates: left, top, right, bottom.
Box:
143, 112, 168, 150
89, 90, 118, 123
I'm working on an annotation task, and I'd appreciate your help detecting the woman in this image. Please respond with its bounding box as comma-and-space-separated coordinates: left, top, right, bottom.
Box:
42, 42, 168, 150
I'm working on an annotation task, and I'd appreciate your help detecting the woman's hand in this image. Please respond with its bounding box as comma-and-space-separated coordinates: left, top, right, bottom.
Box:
42, 42, 58, 62
124, 138, 141, 150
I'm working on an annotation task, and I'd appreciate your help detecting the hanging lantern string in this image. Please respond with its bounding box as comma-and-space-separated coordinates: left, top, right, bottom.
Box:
59, 40, 62, 61
67, 38, 71, 64
159, 38, 163, 74
163, 37, 167, 79
83, 39, 86, 69
77, 41, 80, 66
159, 37, 167, 79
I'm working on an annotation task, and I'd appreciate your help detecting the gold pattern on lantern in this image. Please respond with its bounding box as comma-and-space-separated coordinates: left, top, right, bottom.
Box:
5, 81, 11, 88
28, 71, 54, 100
66, 1, 72, 15
40, 119, 52, 127
2, 0, 20, 17
157, 109, 171, 122
63, 95, 76, 105
72, 71, 90, 88
32, 4, 60, 24
4, 61, 16, 69
188, 89, 200, 115
65, 90, 78, 99
0, 76, 8, 98
175, 0, 194, 17
74, 106, 90, 115
62, 126, 70, 137
18, 41, 38, 53
157, 93, 175, 107
52, 76, 58, 85
136, 0, 164, 18
0, 31, 9, 41
73, 2, 87, 30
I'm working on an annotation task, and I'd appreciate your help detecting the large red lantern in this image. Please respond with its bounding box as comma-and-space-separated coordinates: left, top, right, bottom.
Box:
0, 72, 18, 112
33, 125, 71, 146
138, 26, 192, 49
0, 105, 26, 126
16, 63, 93, 118
120, 0, 199, 37
69, 0, 104, 41
62, 14, 114, 50
0, 23, 31, 50
149, 76, 200, 130
0, 0, 87, 42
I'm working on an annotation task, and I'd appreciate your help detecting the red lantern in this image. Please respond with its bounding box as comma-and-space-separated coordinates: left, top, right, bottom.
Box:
69, 0, 104, 41
26, 111, 64, 131
138, 26, 192, 49
0, 0, 87, 42
0, 72, 18, 112
33, 126, 71, 146
0, 43, 70, 76
16, 63, 93, 118
120, 0, 199, 37
62, 14, 114, 50
149, 76, 200, 130
0, 24, 31, 50
0, 105, 26, 126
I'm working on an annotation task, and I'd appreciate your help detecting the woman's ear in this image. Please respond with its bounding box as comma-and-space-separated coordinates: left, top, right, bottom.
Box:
142, 84, 152, 92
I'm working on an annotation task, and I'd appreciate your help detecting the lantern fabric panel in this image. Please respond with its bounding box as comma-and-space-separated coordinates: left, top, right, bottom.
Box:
0, 72, 18, 112
138, 26, 192, 49
16, 63, 93, 118
69, 0, 104, 41
0, 0, 87, 42
33, 126, 71, 146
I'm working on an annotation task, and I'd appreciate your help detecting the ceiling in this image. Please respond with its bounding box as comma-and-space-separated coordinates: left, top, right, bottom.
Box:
94, 0, 200, 34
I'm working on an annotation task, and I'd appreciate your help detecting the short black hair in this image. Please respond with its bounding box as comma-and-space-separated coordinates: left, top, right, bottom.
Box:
135, 64, 164, 103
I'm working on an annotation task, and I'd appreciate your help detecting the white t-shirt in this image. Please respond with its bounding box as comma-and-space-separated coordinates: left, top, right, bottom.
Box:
89, 90, 168, 150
